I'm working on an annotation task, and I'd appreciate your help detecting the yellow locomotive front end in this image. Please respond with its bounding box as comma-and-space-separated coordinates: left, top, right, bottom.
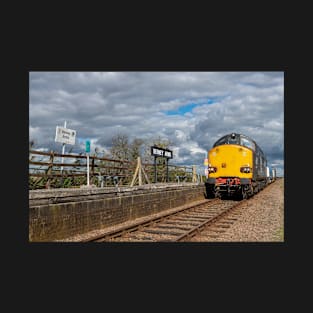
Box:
208, 144, 253, 179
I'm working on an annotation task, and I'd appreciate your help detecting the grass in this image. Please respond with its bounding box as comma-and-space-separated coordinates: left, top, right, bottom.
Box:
274, 226, 284, 242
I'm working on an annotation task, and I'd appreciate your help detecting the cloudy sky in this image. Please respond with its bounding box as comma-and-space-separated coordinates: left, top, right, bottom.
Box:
29, 71, 284, 176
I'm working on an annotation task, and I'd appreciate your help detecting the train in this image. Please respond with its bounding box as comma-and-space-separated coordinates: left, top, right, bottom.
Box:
205, 132, 275, 200
266, 166, 276, 184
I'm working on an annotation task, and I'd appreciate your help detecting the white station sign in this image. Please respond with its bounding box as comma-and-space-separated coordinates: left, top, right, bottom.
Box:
55, 126, 76, 145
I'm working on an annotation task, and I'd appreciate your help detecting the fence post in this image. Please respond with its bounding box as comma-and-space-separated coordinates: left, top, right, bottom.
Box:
192, 165, 197, 183
130, 157, 150, 187
130, 157, 140, 187
46, 150, 54, 189
138, 157, 142, 185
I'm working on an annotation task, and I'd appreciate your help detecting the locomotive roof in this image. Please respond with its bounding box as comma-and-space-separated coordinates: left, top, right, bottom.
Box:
213, 132, 266, 156
227, 133, 256, 144
214, 132, 256, 143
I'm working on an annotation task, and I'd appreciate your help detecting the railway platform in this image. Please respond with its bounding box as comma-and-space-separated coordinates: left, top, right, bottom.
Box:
29, 182, 205, 242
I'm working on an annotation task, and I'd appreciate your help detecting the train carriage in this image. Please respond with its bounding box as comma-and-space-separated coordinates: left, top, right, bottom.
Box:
270, 167, 277, 183
205, 133, 268, 199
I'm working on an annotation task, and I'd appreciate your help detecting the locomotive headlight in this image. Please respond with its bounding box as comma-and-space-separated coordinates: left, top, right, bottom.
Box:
208, 166, 217, 173
240, 166, 251, 173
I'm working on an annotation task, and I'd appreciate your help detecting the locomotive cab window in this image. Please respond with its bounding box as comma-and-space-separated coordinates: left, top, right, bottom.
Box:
240, 136, 255, 151
214, 136, 228, 147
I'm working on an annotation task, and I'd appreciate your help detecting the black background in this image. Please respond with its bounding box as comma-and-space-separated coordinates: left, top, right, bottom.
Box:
4, 4, 305, 312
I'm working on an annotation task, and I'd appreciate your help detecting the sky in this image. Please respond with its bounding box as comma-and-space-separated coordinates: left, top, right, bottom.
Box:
29, 71, 284, 176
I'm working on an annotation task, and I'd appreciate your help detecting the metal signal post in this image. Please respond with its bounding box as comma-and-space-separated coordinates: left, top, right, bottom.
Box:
86, 140, 90, 187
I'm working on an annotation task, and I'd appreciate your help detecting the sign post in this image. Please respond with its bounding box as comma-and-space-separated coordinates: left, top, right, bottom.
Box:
55, 121, 76, 173
154, 156, 157, 183
86, 140, 90, 186
150, 146, 173, 183
61, 121, 66, 172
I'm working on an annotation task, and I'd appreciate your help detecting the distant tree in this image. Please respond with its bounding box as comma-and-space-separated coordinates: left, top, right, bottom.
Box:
129, 138, 144, 161
110, 134, 130, 160
109, 133, 174, 165
142, 136, 174, 163
153, 136, 172, 149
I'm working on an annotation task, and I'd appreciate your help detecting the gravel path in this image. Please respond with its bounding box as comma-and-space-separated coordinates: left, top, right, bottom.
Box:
190, 178, 284, 242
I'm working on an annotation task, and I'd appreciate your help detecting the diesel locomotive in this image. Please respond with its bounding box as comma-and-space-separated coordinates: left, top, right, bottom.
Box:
205, 133, 268, 199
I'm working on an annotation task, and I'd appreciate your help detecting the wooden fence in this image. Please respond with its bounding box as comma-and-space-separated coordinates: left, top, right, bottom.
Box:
29, 150, 197, 189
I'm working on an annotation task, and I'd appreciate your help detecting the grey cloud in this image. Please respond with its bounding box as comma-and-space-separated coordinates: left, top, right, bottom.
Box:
29, 71, 284, 175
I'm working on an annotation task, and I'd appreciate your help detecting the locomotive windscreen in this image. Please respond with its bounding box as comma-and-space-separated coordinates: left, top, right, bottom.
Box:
213, 133, 255, 151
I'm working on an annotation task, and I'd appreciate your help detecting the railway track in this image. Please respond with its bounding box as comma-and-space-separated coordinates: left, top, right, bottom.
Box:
82, 198, 246, 242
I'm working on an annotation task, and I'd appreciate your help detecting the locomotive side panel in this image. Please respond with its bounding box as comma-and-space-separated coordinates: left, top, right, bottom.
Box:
253, 146, 267, 181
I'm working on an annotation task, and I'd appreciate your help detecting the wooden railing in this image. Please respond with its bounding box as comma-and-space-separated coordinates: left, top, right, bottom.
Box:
29, 150, 196, 189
